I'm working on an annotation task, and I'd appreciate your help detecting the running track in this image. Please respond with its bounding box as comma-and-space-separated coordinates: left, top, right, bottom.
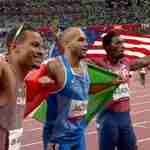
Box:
21, 71, 150, 150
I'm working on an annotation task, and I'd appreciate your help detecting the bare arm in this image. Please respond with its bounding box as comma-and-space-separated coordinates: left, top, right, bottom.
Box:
0, 61, 16, 104
25, 59, 65, 104
130, 56, 150, 71
46, 59, 65, 90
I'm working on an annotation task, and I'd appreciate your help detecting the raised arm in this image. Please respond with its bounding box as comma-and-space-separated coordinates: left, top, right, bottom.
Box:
129, 56, 150, 71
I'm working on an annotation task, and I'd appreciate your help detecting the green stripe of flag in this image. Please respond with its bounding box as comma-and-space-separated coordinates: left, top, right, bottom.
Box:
32, 63, 118, 124
84, 85, 117, 124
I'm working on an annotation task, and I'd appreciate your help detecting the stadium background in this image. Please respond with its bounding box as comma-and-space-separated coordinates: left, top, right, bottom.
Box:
1, 0, 150, 53
1, 1, 150, 150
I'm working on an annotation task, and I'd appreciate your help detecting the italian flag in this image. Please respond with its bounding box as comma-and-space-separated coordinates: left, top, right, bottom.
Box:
30, 63, 118, 125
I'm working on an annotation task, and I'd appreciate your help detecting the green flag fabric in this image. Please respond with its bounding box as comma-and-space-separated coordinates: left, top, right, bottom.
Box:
32, 63, 118, 124
84, 63, 118, 124
84, 85, 117, 124
32, 100, 47, 123
88, 63, 118, 84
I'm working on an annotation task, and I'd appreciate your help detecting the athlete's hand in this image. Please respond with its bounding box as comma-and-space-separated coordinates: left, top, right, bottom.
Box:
111, 78, 127, 85
38, 76, 55, 87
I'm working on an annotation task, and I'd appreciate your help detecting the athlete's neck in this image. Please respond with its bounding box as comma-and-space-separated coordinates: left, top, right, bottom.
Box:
65, 52, 80, 68
7, 55, 29, 81
107, 55, 120, 65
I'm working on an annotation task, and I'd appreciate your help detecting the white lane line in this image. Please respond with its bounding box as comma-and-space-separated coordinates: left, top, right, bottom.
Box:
135, 125, 149, 128
134, 121, 150, 126
23, 128, 42, 132
22, 106, 150, 147
133, 120, 150, 128
131, 94, 150, 99
21, 134, 150, 148
22, 120, 150, 147
86, 131, 150, 145
131, 109, 150, 115
131, 101, 150, 106
23, 118, 150, 133
86, 131, 97, 135
21, 141, 42, 148
21, 130, 98, 148
24, 119, 34, 122
138, 137, 150, 143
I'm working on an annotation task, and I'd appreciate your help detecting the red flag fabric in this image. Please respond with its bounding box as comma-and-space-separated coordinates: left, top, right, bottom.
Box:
24, 64, 57, 117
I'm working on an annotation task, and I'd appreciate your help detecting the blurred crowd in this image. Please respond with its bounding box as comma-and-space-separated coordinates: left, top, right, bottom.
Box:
0, 0, 150, 53
0, 0, 150, 28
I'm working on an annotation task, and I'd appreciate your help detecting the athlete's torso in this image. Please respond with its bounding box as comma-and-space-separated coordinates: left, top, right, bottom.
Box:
44, 55, 90, 143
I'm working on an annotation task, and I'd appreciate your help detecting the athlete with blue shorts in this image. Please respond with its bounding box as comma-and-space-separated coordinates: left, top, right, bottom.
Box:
26, 27, 90, 150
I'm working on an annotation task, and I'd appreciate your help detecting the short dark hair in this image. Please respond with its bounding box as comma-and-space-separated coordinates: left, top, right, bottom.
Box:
102, 30, 120, 49
6, 23, 36, 49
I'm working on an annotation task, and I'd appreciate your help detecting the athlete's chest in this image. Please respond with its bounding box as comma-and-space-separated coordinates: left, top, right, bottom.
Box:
16, 83, 26, 106
111, 64, 130, 81
64, 64, 90, 99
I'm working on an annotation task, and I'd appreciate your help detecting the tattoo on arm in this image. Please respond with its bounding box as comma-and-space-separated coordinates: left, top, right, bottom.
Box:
47, 60, 65, 88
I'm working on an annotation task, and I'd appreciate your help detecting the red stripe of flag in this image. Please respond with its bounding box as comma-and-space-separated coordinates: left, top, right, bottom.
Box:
87, 32, 150, 59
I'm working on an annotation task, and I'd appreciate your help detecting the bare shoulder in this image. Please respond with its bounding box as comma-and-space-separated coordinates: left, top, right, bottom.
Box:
0, 58, 10, 76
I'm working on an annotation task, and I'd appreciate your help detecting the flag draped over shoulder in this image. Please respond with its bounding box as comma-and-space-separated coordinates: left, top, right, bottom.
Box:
32, 63, 118, 124
84, 63, 118, 124
26, 24, 150, 123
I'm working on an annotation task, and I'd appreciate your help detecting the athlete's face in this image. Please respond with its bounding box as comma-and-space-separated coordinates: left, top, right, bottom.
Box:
107, 36, 124, 60
15, 31, 44, 68
68, 29, 88, 59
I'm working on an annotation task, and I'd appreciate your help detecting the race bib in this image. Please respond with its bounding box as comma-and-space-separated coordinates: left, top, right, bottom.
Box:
113, 83, 130, 101
69, 100, 88, 118
8, 128, 23, 150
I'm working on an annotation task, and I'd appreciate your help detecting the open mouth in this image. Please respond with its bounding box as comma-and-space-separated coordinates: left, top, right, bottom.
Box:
33, 56, 43, 65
